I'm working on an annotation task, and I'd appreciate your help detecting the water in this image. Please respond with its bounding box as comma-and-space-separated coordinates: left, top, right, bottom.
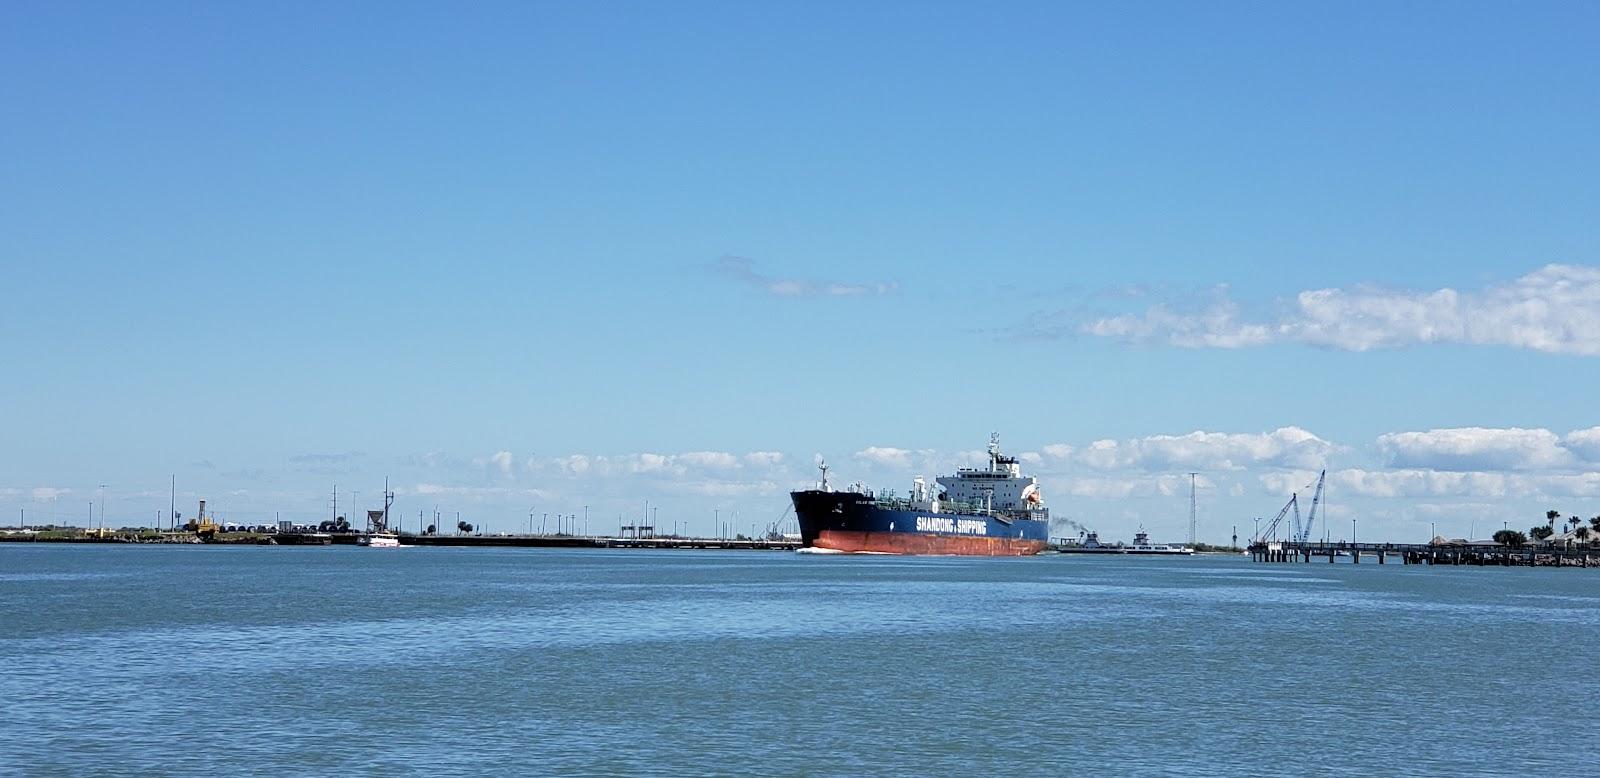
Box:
2, 545, 1597, 775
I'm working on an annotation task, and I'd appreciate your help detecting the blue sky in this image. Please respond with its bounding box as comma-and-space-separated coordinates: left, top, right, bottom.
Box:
4, 2, 1599, 541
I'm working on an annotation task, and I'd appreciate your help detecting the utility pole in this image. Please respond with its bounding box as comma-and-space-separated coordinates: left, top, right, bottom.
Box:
1186, 473, 1199, 546
170, 475, 176, 532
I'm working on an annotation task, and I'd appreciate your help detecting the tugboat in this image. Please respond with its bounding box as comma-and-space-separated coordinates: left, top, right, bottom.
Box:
357, 483, 401, 548
790, 434, 1050, 555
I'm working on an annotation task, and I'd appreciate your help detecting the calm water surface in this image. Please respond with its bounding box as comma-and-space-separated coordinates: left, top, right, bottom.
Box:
2, 545, 1597, 775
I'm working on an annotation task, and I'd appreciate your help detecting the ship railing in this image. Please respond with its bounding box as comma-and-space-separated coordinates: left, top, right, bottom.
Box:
870, 497, 984, 514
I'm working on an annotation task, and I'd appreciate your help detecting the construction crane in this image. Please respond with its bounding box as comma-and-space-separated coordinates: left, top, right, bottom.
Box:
1296, 470, 1327, 544
1259, 493, 1297, 542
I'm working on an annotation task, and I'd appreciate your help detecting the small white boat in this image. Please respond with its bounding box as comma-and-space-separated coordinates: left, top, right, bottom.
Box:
359, 532, 401, 548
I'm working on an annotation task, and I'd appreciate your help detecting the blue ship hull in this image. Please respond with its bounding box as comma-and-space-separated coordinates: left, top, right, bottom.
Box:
791, 490, 1049, 555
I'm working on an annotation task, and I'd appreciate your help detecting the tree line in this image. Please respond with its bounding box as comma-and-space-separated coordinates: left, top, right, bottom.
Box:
1490, 510, 1600, 548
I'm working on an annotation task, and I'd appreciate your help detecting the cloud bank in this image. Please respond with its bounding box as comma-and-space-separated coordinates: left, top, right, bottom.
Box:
1082, 265, 1600, 355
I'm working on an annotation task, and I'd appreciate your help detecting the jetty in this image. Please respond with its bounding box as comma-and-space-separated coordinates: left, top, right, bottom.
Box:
1248, 540, 1600, 567
399, 534, 800, 551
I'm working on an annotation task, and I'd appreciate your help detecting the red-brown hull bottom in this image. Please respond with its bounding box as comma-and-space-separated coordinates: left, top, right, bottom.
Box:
814, 529, 1047, 556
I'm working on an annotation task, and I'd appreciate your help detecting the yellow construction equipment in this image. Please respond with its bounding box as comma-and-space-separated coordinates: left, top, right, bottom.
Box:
186, 499, 219, 539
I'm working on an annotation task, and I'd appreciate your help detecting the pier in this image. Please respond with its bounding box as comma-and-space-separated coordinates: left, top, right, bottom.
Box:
399, 534, 801, 551
1249, 541, 1600, 567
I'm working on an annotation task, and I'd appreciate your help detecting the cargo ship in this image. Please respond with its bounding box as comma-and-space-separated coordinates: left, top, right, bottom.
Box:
791, 434, 1050, 555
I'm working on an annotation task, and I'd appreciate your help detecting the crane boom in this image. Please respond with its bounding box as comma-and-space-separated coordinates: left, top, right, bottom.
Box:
1259, 493, 1297, 542
1298, 470, 1327, 543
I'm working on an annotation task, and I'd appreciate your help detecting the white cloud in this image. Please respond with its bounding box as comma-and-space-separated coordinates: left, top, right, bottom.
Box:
1081, 264, 1600, 355
744, 451, 785, 467
715, 256, 898, 298
1561, 427, 1600, 462
1042, 444, 1074, 459
1377, 427, 1571, 471
1077, 427, 1335, 472
489, 451, 514, 476
677, 451, 741, 470
1063, 474, 1212, 499
1261, 468, 1600, 500
31, 487, 70, 502
1085, 296, 1273, 348
854, 447, 917, 469
524, 450, 789, 479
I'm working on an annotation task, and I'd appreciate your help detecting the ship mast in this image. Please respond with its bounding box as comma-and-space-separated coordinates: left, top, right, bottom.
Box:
818, 459, 830, 492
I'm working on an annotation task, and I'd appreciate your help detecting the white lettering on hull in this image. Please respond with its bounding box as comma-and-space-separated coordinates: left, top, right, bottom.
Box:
914, 516, 988, 535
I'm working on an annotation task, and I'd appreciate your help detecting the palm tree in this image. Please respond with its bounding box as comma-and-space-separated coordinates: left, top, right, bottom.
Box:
1546, 509, 1561, 528
1576, 526, 1592, 543
1590, 516, 1600, 532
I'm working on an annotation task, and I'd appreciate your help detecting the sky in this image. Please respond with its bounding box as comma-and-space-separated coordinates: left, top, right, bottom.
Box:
3, 1, 1599, 542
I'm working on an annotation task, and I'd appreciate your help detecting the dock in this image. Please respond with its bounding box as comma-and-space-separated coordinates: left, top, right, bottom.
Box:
397, 534, 801, 551
1249, 541, 1599, 567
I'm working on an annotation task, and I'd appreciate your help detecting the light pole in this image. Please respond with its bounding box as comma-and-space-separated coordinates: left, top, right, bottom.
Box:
1352, 518, 1357, 545
1253, 517, 1260, 543
98, 484, 106, 529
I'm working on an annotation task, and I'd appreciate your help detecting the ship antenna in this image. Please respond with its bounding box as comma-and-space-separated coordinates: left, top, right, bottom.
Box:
989, 432, 1000, 470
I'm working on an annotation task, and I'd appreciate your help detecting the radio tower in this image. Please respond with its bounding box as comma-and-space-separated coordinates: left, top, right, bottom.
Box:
1187, 473, 1199, 546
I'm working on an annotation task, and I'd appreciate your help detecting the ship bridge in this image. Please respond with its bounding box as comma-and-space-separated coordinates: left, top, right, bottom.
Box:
934, 434, 1045, 517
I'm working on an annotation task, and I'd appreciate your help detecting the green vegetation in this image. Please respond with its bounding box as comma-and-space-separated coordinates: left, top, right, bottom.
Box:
1493, 529, 1529, 547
